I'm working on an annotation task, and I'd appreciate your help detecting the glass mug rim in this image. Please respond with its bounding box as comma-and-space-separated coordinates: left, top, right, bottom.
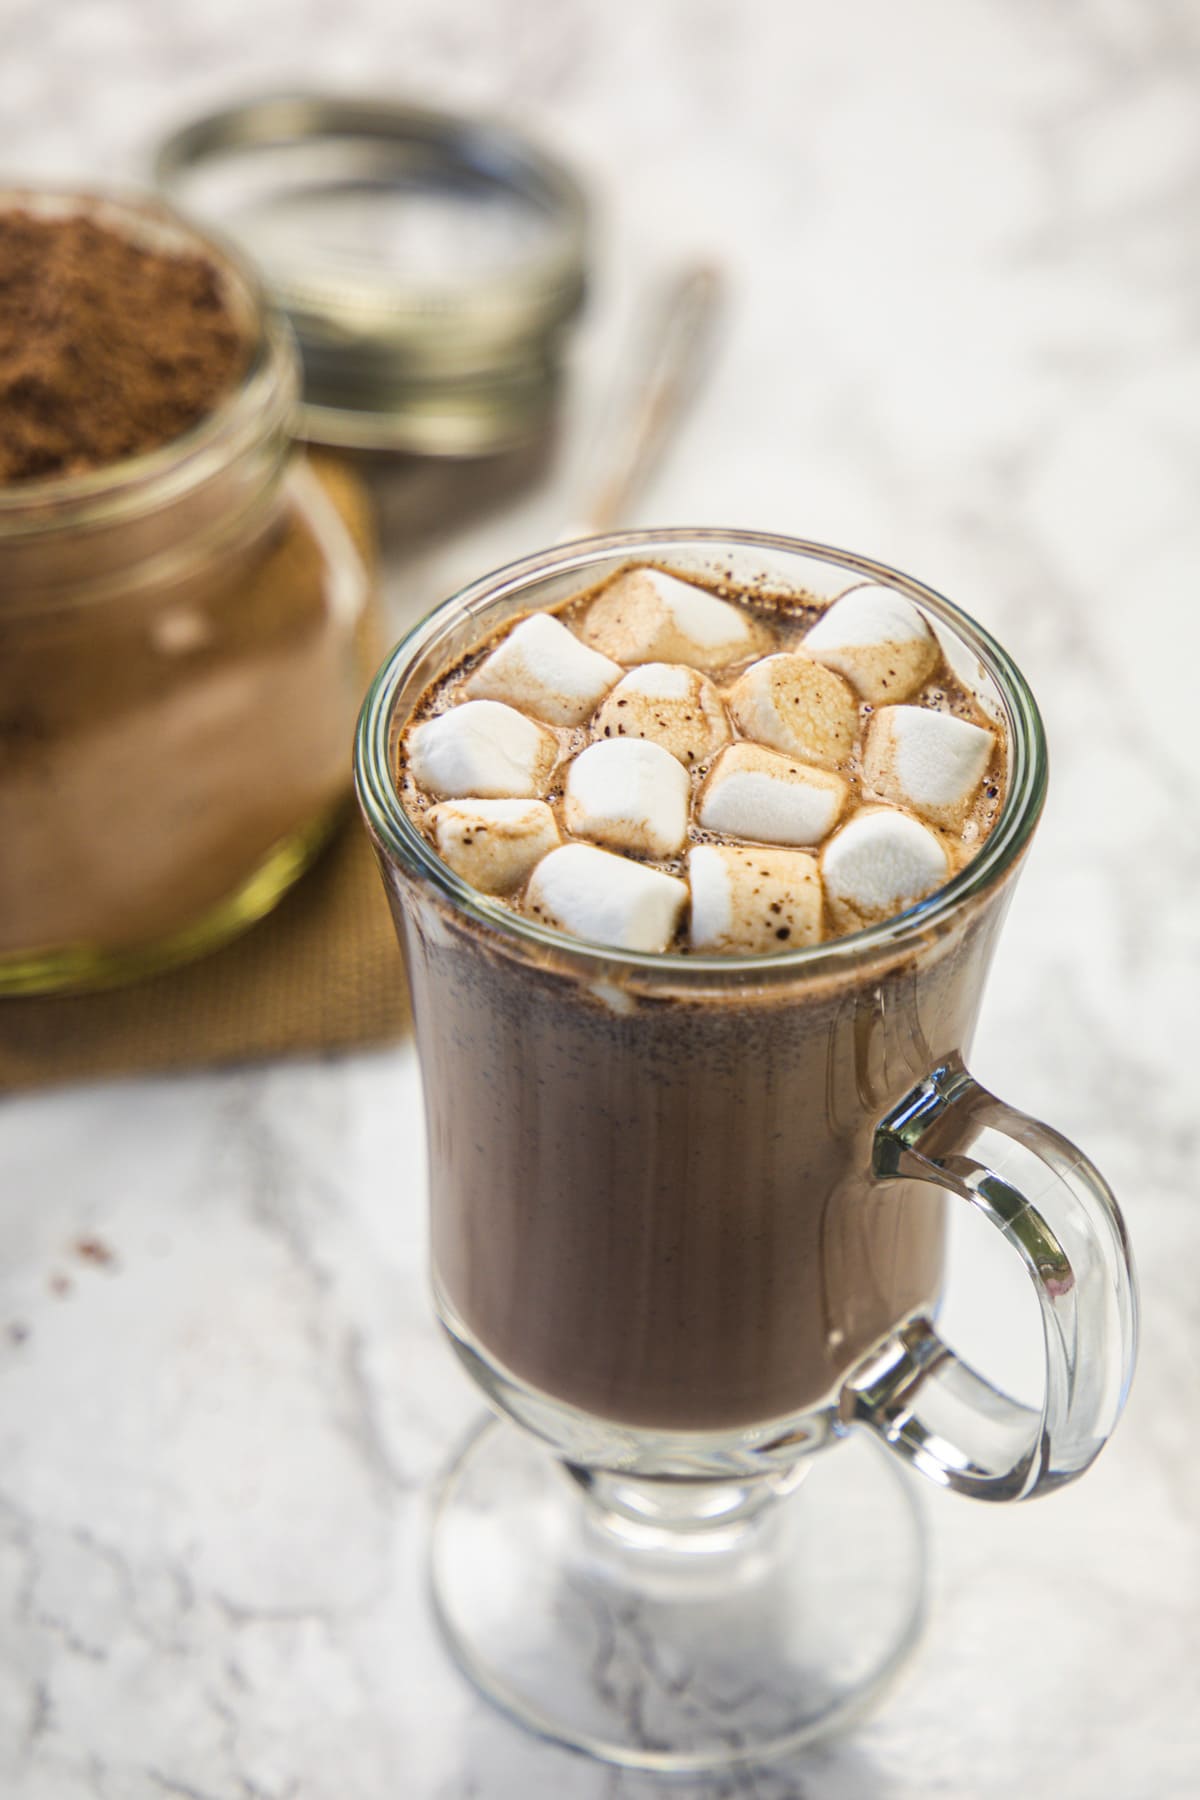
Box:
355, 527, 1047, 982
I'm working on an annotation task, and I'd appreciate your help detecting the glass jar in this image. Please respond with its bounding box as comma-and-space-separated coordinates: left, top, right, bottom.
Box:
0, 190, 369, 994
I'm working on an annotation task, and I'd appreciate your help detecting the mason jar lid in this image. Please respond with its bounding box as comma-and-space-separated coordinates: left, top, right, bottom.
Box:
153, 93, 589, 457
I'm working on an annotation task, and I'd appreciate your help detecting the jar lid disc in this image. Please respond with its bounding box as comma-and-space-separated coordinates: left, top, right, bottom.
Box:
154, 94, 589, 457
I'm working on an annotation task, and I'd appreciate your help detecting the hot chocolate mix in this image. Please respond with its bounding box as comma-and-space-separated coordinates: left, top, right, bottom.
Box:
0, 199, 363, 986
0, 207, 248, 483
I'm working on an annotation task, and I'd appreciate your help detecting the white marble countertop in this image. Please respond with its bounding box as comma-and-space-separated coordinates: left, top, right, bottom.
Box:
3, 2, 1200, 1795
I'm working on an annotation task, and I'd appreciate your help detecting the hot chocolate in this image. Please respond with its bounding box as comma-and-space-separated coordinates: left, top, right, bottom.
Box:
382, 564, 1011, 1432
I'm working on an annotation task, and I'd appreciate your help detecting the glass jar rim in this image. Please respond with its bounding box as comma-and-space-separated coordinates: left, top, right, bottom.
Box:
355, 528, 1048, 983
0, 185, 295, 542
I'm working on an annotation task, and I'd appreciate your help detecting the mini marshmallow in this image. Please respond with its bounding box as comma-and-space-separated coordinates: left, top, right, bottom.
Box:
526, 842, 688, 952
427, 798, 559, 895
564, 737, 690, 857
579, 567, 766, 671
697, 742, 847, 847
727, 653, 858, 770
822, 807, 949, 928
689, 844, 823, 953
591, 663, 730, 766
464, 612, 621, 726
863, 705, 993, 826
406, 700, 557, 800
803, 585, 938, 704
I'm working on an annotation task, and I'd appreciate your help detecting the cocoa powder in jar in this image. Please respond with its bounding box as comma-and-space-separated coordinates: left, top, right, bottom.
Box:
0, 208, 250, 483
0, 196, 366, 989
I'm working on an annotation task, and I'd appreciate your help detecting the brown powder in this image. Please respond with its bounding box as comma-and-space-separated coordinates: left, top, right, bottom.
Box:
0, 209, 249, 484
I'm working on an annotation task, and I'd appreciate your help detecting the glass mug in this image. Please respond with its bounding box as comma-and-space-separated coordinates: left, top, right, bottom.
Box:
355, 530, 1137, 1773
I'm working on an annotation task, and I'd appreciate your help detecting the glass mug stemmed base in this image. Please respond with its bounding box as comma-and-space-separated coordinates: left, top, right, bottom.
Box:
435, 1292, 929, 1770
432, 1413, 925, 1773
355, 530, 1138, 1774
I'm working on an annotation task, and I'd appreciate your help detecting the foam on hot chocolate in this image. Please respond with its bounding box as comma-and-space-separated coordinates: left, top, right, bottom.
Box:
398, 564, 1005, 954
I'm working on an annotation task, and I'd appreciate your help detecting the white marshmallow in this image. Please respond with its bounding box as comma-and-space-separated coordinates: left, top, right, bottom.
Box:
427, 798, 559, 895
863, 705, 993, 825
697, 742, 847, 847
526, 843, 688, 952
802, 585, 938, 704
579, 567, 766, 671
727, 653, 859, 770
689, 844, 823, 953
591, 663, 730, 766
822, 807, 949, 928
564, 737, 690, 858
464, 612, 621, 726
406, 700, 557, 800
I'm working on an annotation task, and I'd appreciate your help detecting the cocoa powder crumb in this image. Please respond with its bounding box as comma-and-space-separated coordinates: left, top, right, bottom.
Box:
0, 209, 250, 484
74, 1236, 116, 1268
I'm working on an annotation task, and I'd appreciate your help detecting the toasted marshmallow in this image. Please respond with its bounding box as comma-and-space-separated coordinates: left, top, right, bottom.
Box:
579, 567, 765, 671
591, 663, 730, 766
427, 798, 559, 895
564, 737, 690, 858
803, 586, 938, 703
727, 653, 858, 770
863, 705, 993, 825
822, 807, 948, 929
526, 843, 688, 952
697, 742, 847, 847
464, 612, 621, 726
689, 845, 823, 953
406, 700, 556, 800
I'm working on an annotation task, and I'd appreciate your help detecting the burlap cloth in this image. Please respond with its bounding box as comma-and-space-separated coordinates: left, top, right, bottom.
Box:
0, 455, 409, 1093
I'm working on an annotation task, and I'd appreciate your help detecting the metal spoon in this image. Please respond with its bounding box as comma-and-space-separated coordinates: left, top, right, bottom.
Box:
562, 261, 725, 539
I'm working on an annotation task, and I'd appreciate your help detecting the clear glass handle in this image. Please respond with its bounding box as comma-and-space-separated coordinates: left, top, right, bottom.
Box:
848, 1056, 1139, 1502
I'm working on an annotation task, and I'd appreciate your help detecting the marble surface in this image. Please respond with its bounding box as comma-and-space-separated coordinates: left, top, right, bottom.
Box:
3, 1, 1200, 1794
